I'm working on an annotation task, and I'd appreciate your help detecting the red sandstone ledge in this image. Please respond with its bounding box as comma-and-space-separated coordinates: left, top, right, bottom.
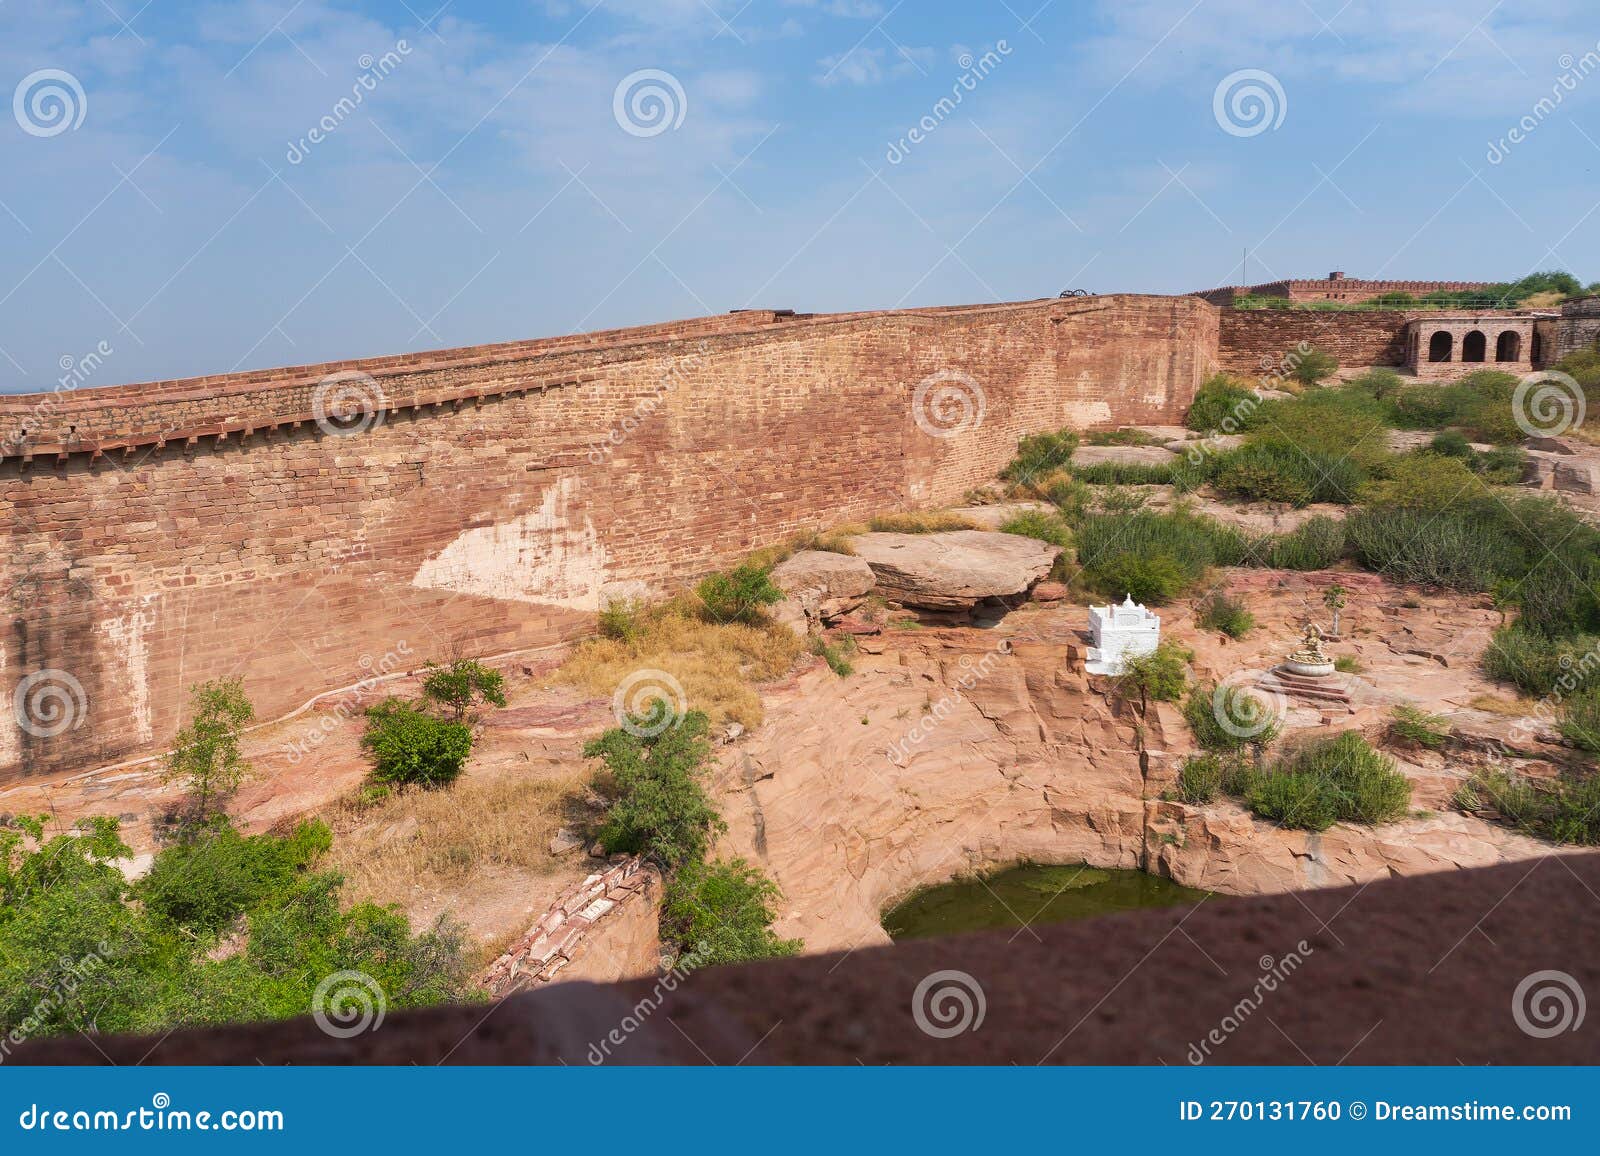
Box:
17, 856, 1600, 1065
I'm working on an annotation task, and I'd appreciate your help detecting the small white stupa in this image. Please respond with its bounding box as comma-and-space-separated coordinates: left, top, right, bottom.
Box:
1085, 594, 1161, 676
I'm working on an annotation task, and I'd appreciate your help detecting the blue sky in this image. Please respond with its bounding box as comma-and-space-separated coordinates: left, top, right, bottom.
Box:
3, 0, 1600, 392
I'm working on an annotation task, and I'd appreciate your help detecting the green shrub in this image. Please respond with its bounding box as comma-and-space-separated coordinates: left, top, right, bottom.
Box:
1196, 591, 1255, 638
1266, 516, 1347, 570
810, 635, 855, 678
361, 698, 474, 788
998, 508, 1072, 550
1290, 347, 1338, 386
1115, 640, 1191, 704
1459, 770, 1600, 846
1212, 440, 1365, 505
139, 820, 330, 935
1183, 684, 1279, 752
421, 659, 507, 722
1070, 461, 1178, 486
1091, 552, 1188, 605
661, 857, 802, 967
599, 598, 645, 643
1482, 625, 1600, 697
1334, 655, 1362, 673
1472, 444, 1526, 485
1559, 689, 1600, 752
585, 709, 722, 868
1084, 428, 1161, 446
1344, 508, 1509, 591
1388, 704, 1451, 750
1361, 452, 1490, 512
1074, 509, 1246, 602
1349, 367, 1404, 400
1429, 430, 1472, 458
1175, 754, 1239, 804
696, 563, 784, 625
1244, 731, 1411, 830
1516, 546, 1600, 637
1186, 375, 1261, 433
1002, 428, 1079, 481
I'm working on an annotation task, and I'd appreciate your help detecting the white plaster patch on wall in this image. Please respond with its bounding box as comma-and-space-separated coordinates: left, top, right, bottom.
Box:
98, 600, 156, 744
0, 639, 18, 772
1064, 399, 1115, 426
411, 475, 607, 611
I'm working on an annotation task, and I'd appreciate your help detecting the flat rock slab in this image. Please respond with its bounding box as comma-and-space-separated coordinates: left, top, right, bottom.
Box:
850, 530, 1061, 610
769, 549, 876, 634
1072, 444, 1179, 467
945, 501, 1055, 530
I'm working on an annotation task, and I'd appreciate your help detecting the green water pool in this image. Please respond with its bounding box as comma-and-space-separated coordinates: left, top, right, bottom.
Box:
881, 863, 1215, 940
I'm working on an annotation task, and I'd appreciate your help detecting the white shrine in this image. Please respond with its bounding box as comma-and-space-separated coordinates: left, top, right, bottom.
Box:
1085, 594, 1161, 675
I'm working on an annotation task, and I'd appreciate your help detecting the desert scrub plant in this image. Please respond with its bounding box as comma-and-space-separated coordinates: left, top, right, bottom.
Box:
695, 562, 785, 625
1195, 591, 1255, 639
1559, 688, 1600, 752
1289, 346, 1339, 386
361, 698, 474, 789
661, 856, 803, 967
1244, 731, 1411, 831
1388, 704, 1452, 750
998, 508, 1072, 550
1333, 655, 1363, 674
1185, 374, 1261, 433
1083, 427, 1162, 446
1174, 753, 1244, 804
1114, 640, 1192, 705
162, 678, 256, 830
1359, 452, 1492, 512
421, 658, 507, 722
1001, 427, 1079, 482
140, 819, 330, 935
1212, 439, 1366, 505
1457, 769, 1600, 845
1069, 461, 1178, 486
810, 634, 856, 677
1265, 516, 1347, 570
1344, 508, 1510, 591
867, 510, 980, 534
1074, 508, 1246, 604
598, 597, 646, 642
585, 708, 723, 869
1183, 683, 1280, 753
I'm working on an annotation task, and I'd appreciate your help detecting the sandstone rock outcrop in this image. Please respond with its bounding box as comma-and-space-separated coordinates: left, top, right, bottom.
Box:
849, 530, 1060, 611
769, 550, 876, 635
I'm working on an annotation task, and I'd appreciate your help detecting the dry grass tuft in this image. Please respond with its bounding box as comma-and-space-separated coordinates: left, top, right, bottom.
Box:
327, 771, 591, 908
867, 510, 980, 534
552, 603, 805, 730
1469, 693, 1535, 717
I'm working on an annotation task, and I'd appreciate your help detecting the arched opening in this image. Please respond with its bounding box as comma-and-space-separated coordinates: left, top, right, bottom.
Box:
1428, 331, 1453, 362
1462, 330, 1487, 363
1496, 331, 1522, 362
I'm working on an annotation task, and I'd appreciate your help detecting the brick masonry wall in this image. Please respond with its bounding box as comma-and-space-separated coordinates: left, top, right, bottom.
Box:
2, 294, 1215, 781
1216, 308, 1411, 374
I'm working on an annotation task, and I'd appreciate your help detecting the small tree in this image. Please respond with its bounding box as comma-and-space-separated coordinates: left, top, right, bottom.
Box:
421, 659, 507, 722
163, 679, 254, 831
1323, 584, 1347, 637
585, 709, 723, 868
361, 698, 474, 788
1291, 347, 1339, 387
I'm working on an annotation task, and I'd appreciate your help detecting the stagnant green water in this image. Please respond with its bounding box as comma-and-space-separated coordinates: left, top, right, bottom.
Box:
882, 863, 1215, 940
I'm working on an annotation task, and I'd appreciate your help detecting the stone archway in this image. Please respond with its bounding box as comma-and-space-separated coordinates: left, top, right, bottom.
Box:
1428, 331, 1453, 362
1462, 330, 1487, 363
1496, 330, 1522, 362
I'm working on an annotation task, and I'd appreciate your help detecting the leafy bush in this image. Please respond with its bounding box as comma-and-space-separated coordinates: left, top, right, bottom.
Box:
1266, 516, 1347, 570
660, 857, 803, 967
1472, 444, 1526, 485
1115, 640, 1191, 704
1482, 625, 1600, 698
696, 563, 785, 625
1244, 732, 1411, 830
1183, 684, 1279, 752
998, 508, 1072, 550
1186, 374, 1261, 433
1196, 591, 1255, 638
1349, 368, 1404, 400
361, 699, 474, 788
140, 820, 330, 935
1290, 347, 1338, 386
1251, 385, 1394, 475
1091, 552, 1188, 605
1212, 439, 1366, 505
1002, 428, 1079, 481
1361, 453, 1489, 512
1458, 770, 1600, 846
1075, 509, 1247, 603
1388, 705, 1451, 750
599, 598, 645, 643
1560, 689, 1600, 752
421, 659, 507, 722
1429, 430, 1473, 458
585, 709, 722, 869
1344, 508, 1511, 591
1175, 754, 1240, 804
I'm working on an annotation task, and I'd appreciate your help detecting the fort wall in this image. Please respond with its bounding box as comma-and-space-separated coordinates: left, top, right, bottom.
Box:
1214, 308, 1412, 374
